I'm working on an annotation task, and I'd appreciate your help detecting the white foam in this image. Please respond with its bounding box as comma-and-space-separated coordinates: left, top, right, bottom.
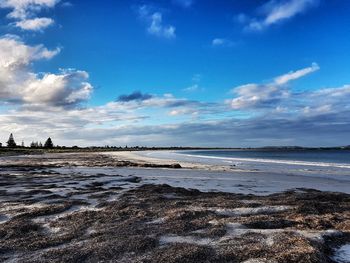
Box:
180, 153, 350, 169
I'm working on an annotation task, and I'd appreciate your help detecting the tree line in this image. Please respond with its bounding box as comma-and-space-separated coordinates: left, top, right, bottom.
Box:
1, 133, 54, 149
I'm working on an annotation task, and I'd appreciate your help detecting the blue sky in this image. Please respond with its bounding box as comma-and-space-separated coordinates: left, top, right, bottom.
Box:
0, 0, 350, 147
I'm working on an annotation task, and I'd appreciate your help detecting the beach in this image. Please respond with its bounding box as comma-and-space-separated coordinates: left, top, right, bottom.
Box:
0, 150, 350, 262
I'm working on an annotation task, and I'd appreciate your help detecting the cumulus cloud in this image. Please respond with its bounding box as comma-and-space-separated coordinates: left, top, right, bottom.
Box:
231, 83, 289, 110
227, 65, 350, 145
0, 70, 349, 147
15, 17, 54, 31
238, 0, 319, 31
0, 35, 93, 107
148, 13, 176, 39
230, 63, 319, 110
2, 104, 350, 147
300, 85, 350, 115
0, 35, 59, 65
23, 70, 93, 107
0, 0, 59, 19
138, 5, 176, 39
0, 0, 59, 31
0, 2, 348, 147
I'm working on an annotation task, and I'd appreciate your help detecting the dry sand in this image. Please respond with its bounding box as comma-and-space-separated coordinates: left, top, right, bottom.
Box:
101, 150, 251, 172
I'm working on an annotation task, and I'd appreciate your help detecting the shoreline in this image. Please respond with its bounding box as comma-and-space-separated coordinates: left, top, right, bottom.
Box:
0, 151, 350, 262
101, 150, 250, 172
1, 150, 350, 195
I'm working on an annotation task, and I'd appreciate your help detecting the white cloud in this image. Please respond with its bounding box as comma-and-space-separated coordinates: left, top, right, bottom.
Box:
183, 84, 200, 92
274, 62, 319, 85
303, 85, 350, 114
0, 0, 59, 19
168, 108, 197, 116
148, 12, 176, 39
183, 74, 204, 92
15, 17, 54, 31
0, 69, 349, 147
23, 70, 93, 106
212, 38, 235, 47
230, 63, 319, 109
239, 0, 318, 31
2, 97, 350, 147
231, 83, 289, 109
212, 38, 225, 46
264, 0, 317, 26
147, 12, 176, 38
138, 6, 176, 39
311, 85, 350, 98
0, 0, 59, 31
0, 35, 59, 66
61, 1, 72, 8
0, 35, 92, 107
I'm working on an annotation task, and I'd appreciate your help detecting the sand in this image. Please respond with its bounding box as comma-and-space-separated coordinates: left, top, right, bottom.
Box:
0, 151, 350, 262
101, 150, 239, 171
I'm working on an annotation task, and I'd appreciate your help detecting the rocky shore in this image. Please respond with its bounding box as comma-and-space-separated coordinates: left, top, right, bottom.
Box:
0, 153, 349, 262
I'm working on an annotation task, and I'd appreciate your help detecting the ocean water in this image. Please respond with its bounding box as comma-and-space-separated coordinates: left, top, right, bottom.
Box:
140, 149, 350, 180
179, 149, 350, 168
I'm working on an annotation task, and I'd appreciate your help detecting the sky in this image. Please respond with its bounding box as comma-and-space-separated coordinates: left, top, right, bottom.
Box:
0, 0, 350, 147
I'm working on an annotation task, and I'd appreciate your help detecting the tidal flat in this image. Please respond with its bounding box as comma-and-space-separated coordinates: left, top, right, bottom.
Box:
0, 152, 349, 263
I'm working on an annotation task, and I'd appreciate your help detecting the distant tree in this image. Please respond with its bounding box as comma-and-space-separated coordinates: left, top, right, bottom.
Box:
39, 142, 43, 148
44, 137, 54, 148
21, 141, 24, 147
0, 143, 2, 147
7, 133, 16, 148
30, 141, 40, 148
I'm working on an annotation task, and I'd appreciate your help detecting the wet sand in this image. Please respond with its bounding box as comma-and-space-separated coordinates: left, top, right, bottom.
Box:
101, 150, 241, 171
0, 151, 350, 262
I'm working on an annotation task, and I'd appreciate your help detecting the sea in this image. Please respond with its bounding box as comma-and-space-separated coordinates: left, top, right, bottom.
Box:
141, 149, 350, 180
179, 149, 350, 168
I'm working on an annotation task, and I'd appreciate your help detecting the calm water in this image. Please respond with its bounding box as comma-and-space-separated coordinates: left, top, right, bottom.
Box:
141, 149, 350, 181
180, 149, 350, 165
